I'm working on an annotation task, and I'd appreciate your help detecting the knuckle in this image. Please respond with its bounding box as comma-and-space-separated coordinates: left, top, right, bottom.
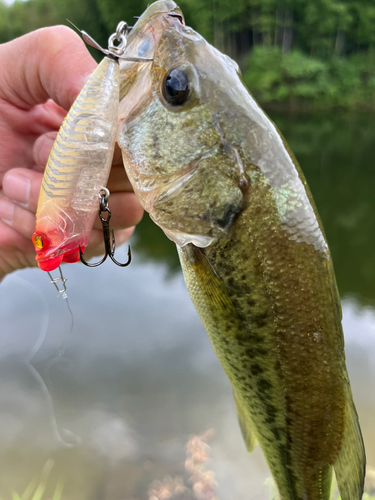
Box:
35, 25, 84, 54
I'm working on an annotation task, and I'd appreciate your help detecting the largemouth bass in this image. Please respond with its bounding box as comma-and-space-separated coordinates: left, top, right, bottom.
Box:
117, 5, 366, 499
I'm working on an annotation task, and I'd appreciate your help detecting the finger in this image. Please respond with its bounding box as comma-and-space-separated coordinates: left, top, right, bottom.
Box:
0, 102, 64, 174
107, 164, 134, 193
3, 99, 67, 138
0, 220, 37, 279
92, 192, 143, 231
112, 143, 123, 166
0, 26, 96, 111
26, 99, 67, 135
2, 166, 144, 228
84, 227, 135, 259
0, 196, 35, 239
41, 99, 67, 122
33, 136, 134, 190
2, 168, 42, 213
33, 131, 57, 168
0, 218, 36, 255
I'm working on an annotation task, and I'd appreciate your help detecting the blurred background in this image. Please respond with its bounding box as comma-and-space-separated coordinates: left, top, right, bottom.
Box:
2, 0, 375, 110
1, 1, 375, 499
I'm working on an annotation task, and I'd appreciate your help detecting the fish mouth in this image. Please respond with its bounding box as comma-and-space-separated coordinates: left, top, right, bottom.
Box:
131, 0, 183, 30
119, 1, 185, 100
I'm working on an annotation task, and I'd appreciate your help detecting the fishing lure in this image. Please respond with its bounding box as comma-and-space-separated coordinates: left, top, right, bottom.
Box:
32, 21, 151, 273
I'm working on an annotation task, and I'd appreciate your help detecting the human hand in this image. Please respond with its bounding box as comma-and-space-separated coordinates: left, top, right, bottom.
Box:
0, 26, 143, 281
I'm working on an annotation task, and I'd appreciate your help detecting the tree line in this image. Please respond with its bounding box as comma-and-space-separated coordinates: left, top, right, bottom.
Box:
1, 0, 375, 110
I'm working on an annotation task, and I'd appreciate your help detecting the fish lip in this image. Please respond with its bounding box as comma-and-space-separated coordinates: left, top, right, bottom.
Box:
118, 2, 186, 100
130, 1, 184, 35
167, 12, 185, 25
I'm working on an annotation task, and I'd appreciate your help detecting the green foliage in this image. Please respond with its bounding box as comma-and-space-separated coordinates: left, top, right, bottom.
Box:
244, 47, 329, 104
1, 0, 375, 109
244, 46, 375, 110
134, 213, 181, 275
4, 460, 64, 500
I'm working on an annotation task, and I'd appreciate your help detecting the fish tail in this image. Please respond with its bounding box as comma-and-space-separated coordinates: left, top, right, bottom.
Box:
333, 398, 366, 500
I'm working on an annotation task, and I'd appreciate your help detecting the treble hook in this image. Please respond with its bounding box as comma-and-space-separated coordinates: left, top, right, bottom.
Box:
79, 188, 132, 268
78, 20, 153, 62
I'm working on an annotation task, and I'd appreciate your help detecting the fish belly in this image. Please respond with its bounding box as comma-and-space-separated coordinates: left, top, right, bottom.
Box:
177, 199, 365, 500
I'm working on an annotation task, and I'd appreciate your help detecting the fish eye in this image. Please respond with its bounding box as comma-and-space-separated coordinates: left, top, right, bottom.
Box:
162, 68, 192, 106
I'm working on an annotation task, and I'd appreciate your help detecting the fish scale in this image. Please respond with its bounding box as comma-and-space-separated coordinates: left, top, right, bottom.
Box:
178, 179, 340, 499
178, 242, 298, 499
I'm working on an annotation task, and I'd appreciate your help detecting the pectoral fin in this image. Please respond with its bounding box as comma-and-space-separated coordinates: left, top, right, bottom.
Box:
178, 244, 242, 339
334, 399, 366, 500
179, 246, 257, 453
233, 389, 258, 453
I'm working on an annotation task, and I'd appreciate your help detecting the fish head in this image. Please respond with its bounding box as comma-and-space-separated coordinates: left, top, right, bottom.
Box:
118, 21, 248, 248
119, 1, 185, 100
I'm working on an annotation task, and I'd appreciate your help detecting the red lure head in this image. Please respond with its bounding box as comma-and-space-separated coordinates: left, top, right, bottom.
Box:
32, 231, 62, 271
32, 227, 85, 272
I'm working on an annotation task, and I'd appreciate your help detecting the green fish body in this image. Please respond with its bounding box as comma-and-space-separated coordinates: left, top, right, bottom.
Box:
118, 8, 365, 499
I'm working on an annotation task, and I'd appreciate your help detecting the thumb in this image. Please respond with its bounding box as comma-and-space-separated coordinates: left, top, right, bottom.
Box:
0, 25, 97, 111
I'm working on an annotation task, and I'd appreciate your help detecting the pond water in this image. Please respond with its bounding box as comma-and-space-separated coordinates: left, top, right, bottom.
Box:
0, 112, 374, 500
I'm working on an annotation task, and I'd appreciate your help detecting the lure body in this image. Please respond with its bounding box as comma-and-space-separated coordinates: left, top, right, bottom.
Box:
33, 1, 182, 271
33, 57, 119, 271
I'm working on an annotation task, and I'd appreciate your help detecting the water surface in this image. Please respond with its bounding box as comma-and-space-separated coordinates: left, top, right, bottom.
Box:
0, 112, 374, 499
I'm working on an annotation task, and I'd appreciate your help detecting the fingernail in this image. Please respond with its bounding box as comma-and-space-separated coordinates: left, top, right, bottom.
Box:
34, 133, 55, 167
0, 198, 14, 225
3, 173, 30, 207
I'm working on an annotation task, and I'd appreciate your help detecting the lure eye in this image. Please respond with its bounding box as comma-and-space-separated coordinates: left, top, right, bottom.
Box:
32, 232, 51, 252
33, 234, 44, 249
162, 68, 192, 106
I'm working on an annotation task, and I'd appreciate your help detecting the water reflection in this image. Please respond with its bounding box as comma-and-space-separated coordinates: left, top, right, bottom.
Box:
0, 112, 374, 499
